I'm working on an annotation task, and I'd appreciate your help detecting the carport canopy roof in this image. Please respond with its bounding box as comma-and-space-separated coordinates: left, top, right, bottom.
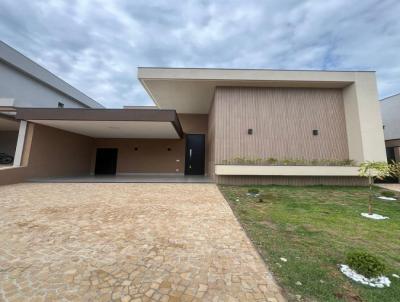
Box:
15, 108, 183, 139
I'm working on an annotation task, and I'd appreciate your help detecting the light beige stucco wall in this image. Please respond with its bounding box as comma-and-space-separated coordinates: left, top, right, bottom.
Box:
342, 73, 386, 163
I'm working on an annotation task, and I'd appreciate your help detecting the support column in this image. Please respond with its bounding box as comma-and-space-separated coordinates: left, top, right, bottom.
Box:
13, 120, 27, 167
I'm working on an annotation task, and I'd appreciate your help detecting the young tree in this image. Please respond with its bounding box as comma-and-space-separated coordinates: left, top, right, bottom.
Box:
389, 160, 400, 183
358, 161, 391, 215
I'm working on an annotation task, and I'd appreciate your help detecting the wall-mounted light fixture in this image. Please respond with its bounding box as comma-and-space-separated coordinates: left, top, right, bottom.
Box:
167, 147, 171, 151
312, 129, 319, 136
134, 147, 138, 151
248, 129, 253, 135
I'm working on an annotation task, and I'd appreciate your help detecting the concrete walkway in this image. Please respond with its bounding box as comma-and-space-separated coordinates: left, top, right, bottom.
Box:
0, 183, 285, 302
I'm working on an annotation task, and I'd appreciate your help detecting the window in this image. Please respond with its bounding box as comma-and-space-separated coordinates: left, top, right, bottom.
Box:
58, 102, 64, 108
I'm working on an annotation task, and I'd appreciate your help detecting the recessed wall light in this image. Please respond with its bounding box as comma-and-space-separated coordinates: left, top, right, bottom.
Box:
313, 129, 319, 136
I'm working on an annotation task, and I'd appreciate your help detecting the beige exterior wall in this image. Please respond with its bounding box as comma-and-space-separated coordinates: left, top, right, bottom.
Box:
0, 123, 94, 184
0, 166, 28, 186
212, 87, 350, 164
24, 123, 94, 177
91, 138, 185, 174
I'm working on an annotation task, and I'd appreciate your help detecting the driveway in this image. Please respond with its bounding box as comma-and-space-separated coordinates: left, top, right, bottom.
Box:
0, 183, 284, 302
376, 183, 400, 192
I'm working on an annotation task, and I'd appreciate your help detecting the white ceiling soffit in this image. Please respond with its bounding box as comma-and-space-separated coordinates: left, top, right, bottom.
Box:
0, 115, 19, 130
138, 68, 361, 114
31, 120, 180, 139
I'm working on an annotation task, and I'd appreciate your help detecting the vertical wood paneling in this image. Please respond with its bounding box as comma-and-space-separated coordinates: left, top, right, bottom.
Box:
213, 87, 349, 165
216, 175, 367, 186
207, 99, 216, 178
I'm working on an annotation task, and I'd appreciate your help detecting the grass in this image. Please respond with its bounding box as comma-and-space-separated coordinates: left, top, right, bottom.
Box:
219, 185, 400, 302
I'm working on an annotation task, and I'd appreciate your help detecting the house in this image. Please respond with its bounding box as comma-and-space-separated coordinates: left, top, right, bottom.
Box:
0, 41, 103, 168
380, 93, 400, 163
0, 46, 387, 186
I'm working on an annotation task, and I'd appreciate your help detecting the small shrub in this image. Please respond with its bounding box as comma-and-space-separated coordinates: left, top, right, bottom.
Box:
381, 190, 396, 198
346, 251, 386, 278
248, 188, 260, 195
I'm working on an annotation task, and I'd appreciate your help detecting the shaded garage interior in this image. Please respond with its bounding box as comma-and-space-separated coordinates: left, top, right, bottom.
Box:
0, 114, 19, 166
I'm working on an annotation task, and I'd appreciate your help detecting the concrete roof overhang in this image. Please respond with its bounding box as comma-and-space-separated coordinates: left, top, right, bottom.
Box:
138, 67, 372, 114
15, 108, 183, 139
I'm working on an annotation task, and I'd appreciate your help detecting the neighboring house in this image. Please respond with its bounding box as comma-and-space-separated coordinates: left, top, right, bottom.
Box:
0, 64, 387, 186
380, 93, 400, 163
0, 41, 103, 165
0, 41, 103, 109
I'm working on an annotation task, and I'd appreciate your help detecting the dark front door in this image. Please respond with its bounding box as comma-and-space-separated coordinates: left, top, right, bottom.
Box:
185, 134, 205, 175
95, 148, 118, 175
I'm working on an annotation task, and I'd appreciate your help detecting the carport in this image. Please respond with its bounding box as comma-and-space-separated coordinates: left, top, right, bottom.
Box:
13, 108, 209, 182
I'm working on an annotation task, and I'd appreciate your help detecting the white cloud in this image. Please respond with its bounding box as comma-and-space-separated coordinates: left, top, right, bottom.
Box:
0, 0, 399, 107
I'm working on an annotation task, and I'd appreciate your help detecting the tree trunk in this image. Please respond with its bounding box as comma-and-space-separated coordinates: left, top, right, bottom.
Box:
368, 176, 373, 215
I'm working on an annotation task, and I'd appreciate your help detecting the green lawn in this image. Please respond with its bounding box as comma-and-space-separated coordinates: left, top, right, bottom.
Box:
219, 185, 400, 302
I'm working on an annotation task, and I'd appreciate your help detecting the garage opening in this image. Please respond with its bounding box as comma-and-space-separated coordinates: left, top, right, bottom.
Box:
0, 115, 19, 167
95, 148, 118, 175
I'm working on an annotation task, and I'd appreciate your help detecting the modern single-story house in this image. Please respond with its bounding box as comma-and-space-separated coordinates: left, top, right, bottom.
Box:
379, 93, 400, 184
380, 93, 400, 165
0, 55, 387, 186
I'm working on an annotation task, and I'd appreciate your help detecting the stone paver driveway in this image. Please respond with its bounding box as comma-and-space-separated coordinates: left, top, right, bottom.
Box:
0, 183, 285, 302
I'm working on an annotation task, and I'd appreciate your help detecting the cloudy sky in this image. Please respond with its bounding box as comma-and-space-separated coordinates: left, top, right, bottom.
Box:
0, 0, 399, 108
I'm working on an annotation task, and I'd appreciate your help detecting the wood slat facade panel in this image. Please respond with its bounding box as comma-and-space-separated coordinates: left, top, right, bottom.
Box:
207, 99, 216, 178
213, 87, 349, 165
216, 175, 367, 186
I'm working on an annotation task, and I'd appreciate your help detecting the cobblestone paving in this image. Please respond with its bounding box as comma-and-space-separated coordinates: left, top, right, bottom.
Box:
0, 183, 285, 302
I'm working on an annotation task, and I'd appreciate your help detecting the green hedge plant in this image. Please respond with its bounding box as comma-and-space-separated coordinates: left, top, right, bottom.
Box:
346, 251, 386, 278
221, 157, 356, 166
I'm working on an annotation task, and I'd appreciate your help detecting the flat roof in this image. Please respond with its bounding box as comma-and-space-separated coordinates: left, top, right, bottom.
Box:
0, 41, 103, 109
138, 67, 366, 114
16, 108, 183, 139
380, 92, 400, 102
